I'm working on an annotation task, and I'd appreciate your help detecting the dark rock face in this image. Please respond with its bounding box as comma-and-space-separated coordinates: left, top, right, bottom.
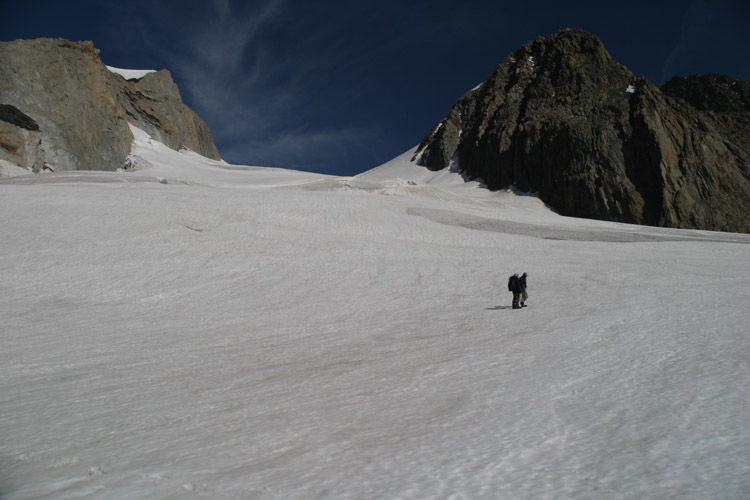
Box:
0, 104, 39, 131
414, 29, 750, 233
0, 38, 220, 173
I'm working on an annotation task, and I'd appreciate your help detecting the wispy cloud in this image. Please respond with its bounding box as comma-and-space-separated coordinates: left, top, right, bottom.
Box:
126, 0, 390, 172
110, 1, 506, 173
163, 0, 285, 116
187, 0, 283, 76
220, 124, 384, 174
116, 0, 494, 174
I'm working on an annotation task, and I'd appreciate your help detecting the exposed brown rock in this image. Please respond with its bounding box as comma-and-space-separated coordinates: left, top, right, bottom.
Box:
0, 38, 220, 173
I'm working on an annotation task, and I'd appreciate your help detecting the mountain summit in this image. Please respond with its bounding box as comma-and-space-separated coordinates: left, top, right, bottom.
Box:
413, 29, 750, 233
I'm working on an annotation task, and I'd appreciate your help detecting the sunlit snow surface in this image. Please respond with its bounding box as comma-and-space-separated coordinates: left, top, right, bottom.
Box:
1, 128, 749, 499
105, 66, 157, 80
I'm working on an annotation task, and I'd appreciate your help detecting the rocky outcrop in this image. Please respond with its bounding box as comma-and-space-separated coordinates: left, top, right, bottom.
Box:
114, 69, 221, 163
661, 74, 750, 184
0, 38, 220, 173
414, 29, 750, 233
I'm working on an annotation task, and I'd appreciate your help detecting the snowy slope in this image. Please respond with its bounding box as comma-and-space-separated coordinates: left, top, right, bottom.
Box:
1, 129, 749, 500
0, 159, 30, 178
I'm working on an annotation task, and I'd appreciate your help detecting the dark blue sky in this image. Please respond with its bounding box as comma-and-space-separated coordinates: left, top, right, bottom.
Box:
3, 0, 749, 175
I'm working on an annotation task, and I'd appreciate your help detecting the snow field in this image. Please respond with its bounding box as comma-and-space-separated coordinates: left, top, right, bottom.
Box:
105, 66, 157, 80
1, 141, 749, 499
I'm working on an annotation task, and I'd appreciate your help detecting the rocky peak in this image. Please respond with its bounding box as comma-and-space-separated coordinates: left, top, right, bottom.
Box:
414, 29, 750, 233
0, 38, 220, 173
